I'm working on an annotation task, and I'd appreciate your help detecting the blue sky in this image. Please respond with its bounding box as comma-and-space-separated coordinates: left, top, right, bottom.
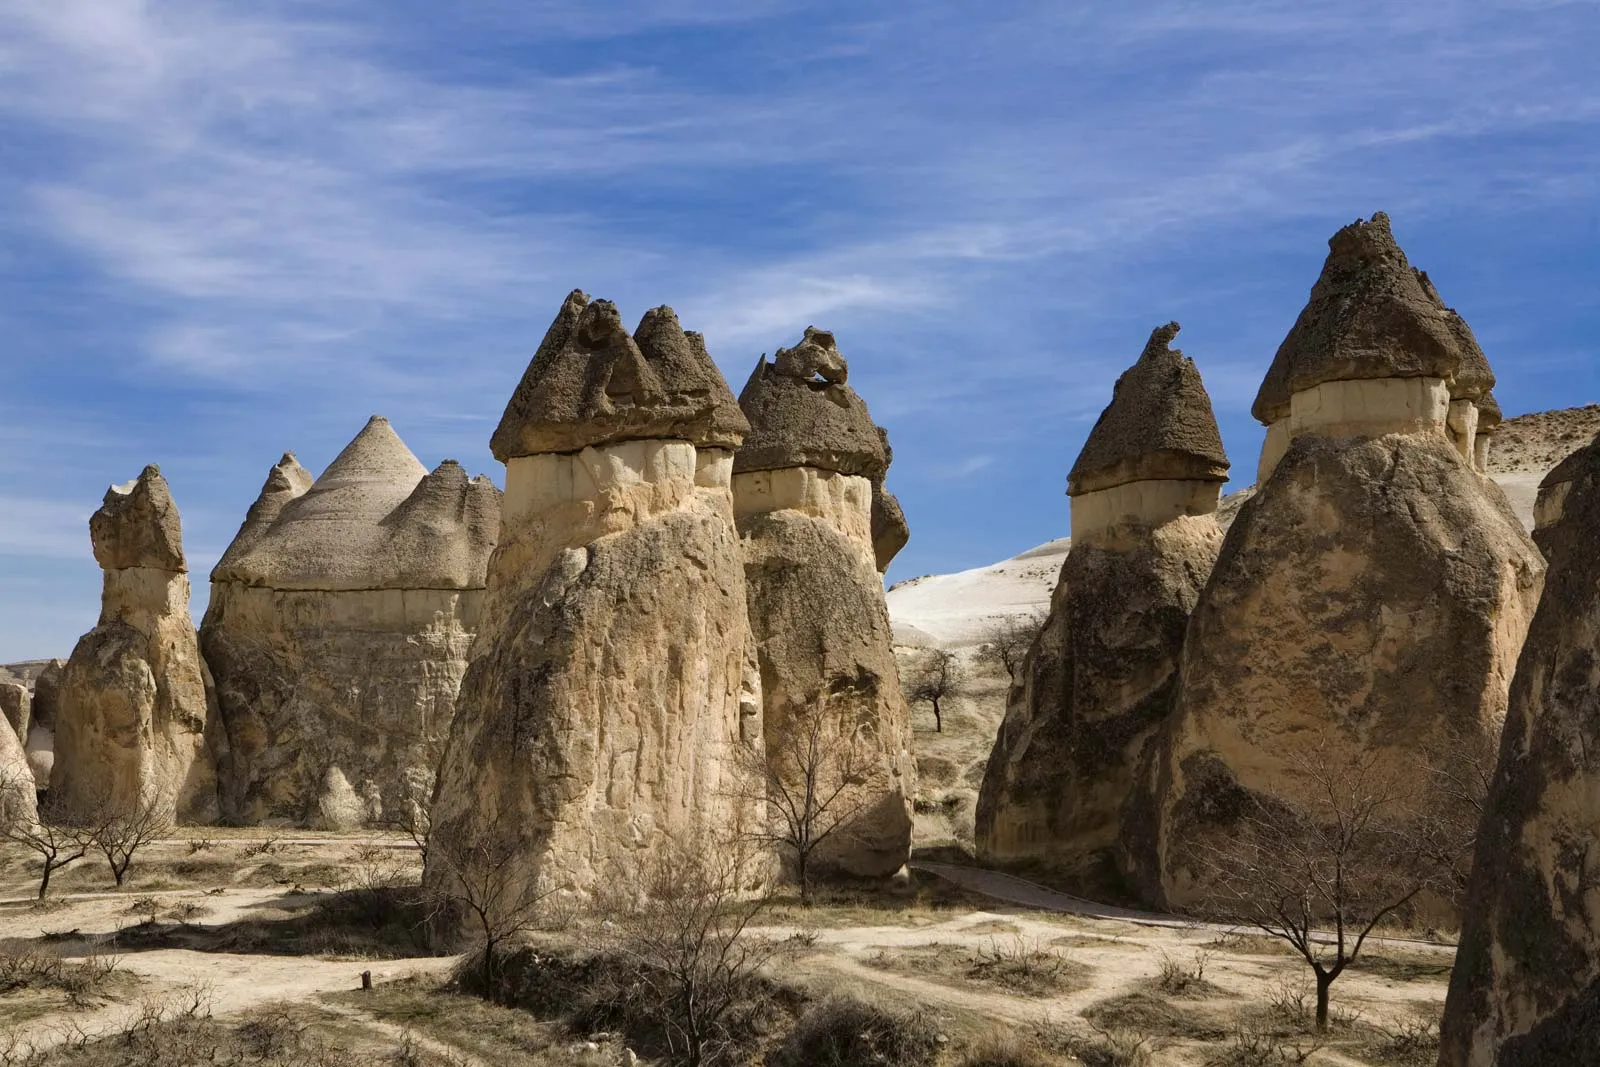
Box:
2, 0, 1598, 660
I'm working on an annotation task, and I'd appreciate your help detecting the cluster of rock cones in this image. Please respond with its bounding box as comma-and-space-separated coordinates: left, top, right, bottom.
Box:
14, 211, 1600, 1061
973, 212, 1594, 1062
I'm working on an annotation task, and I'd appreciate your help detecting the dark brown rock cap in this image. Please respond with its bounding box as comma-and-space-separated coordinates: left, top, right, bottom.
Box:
1252, 213, 1493, 424
1067, 323, 1230, 497
90, 465, 186, 572
490, 291, 748, 460
733, 327, 888, 479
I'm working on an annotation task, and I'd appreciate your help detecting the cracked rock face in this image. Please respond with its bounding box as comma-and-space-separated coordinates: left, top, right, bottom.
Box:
735, 329, 915, 879
1154, 434, 1543, 912
428, 296, 760, 905
1440, 434, 1600, 1066
54, 467, 218, 823
202, 421, 499, 828
977, 324, 1227, 903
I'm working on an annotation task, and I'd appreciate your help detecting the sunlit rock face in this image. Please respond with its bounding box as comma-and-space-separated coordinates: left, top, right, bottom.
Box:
1439, 433, 1600, 1066
1156, 215, 1543, 915
201, 419, 499, 828
427, 293, 760, 905
976, 323, 1228, 903
53, 466, 218, 823
733, 327, 915, 879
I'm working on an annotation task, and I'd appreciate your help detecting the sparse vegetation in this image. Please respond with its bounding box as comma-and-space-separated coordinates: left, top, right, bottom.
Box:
1155, 948, 1215, 996
905, 648, 962, 733
867, 936, 1083, 998
768, 997, 942, 1067
975, 613, 1044, 686
91, 797, 172, 886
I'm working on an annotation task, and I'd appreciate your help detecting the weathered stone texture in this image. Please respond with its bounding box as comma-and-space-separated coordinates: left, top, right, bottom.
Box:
1156, 434, 1543, 911
978, 323, 1227, 902
203, 420, 499, 828
0, 720, 35, 827
53, 467, 218, 822
1439, 434, 1600, 1066
428, 296, 759, 906
0, 682, 28, 744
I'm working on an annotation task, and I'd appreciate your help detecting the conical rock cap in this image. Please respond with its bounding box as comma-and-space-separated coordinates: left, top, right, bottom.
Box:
218, 417, 499, 591
90, 465, 186, 572
490, 291, 747, 460
734, 327, 888, 478
1253, 213, 1492, 424
211, 453, 313, 581
1068, 323, 1229, 496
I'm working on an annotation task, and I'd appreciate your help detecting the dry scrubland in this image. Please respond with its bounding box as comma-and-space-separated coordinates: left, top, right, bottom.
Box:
1, 830, 1455, 1066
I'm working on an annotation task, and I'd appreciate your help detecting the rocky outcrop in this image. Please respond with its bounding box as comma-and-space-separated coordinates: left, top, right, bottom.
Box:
1252, 213, 1501, 481
1157, 216, 1544, 912
1, 682, 28, 743
0, 720, 34, 827
201, 423, 499, 828
428, 293, 759, 904
24, 660, 62, 789
53, 467, 218, 822
734, 326, 915, 878
1439, 431, 1600, 1065
976, 323, 1228, 901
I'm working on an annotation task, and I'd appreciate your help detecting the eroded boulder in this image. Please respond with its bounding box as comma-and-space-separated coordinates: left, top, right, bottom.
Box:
1439, 433, 1600, 1065
1156, 216, 1543, 913
202, 424, 499, 828
53, 467, 218, 822
976, 323, 1228, 901
734, 327, 915, 878
428, 294, 759, 904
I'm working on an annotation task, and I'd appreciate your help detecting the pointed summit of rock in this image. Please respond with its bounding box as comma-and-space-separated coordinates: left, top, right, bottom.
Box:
490, 292, 746, 460
90, 464, 186, 572
212, 452, 314, 581
1252, 213, 1479, 424
734, 327, 888, 478
1068, 322, 1230, 496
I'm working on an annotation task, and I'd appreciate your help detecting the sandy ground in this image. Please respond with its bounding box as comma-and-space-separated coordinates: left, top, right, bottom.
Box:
0, 837, 1456, 1065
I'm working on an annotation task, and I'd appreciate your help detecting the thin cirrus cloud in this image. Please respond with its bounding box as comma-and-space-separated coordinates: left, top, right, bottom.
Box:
0, 0, 1597, 659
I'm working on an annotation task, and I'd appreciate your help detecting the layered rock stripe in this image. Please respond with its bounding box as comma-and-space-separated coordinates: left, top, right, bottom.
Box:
735, 327, 915, 878
428, 294, 761, 904
1155, 214, 1543, 914
977, 323, 1227, 902
202, 419, 499, 828
53, 466, 218, 823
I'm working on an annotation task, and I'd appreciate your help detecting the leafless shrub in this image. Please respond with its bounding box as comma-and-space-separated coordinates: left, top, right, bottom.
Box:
428, 834, 551, 991
1369, 1013, 1440, 1065
593, 840, 788, 1067
975, 613, 1044, 685
91, 797, 172, 886
1156, 949, 1214, 995
238, 835, 281, 859
1185, 734, 1464, 1031
186, 837, 216, 855
904, 648, 961, 732
768, 996, 942, 1067
1204, 1027, 1323, 1066
728, 704, 876, 905
0, 776, 95, 900
1061, 1023, 1153, 1067
966, 935, 1070, 996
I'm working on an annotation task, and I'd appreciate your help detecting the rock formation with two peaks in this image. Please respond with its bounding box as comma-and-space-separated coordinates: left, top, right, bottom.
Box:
427, 292, 761, 904
52, 467, 218, 822
201, 418, 499, 828
1437, 437, 1600, 1064
1155, 214, 1545, 911
975, 322, 1229, 901
734, 327, 915, 878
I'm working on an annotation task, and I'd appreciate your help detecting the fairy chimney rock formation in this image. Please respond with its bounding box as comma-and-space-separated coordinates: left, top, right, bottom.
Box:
1252, 213, 1500, 482
428, 292, 760, 904
977, 323, 1228, 900
733, 326, 915, 878
1157, 216, 1544, 914
202, 419, 500, 828
1440, 433, 1600, 1064
53, 467, 218, 822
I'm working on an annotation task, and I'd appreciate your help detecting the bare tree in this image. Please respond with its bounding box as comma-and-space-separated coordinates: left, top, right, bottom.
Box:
1186, 739, 1460, 1031
0, 774, 95, 900
730, 710, 873, 905
605, 839, 788, 1067
91, 796, 173, 887
904, 648, 961, 733
975, 613, 1043, 685
426, 833, 550, 991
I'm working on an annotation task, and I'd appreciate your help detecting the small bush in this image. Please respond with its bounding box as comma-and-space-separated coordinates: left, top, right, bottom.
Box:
958, 1031, 1052, 1067
1369, 1014, 1440, 1066
1204, 1028, 1322, 1066
238, 836, 281, 860
186, 838, 216, 854
769, 997, 942, 1067
1059, 1026, 1152, 1067
967, 936, 1069, 996
0, 943, 124, 1004
1156, 950, 1213, 995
